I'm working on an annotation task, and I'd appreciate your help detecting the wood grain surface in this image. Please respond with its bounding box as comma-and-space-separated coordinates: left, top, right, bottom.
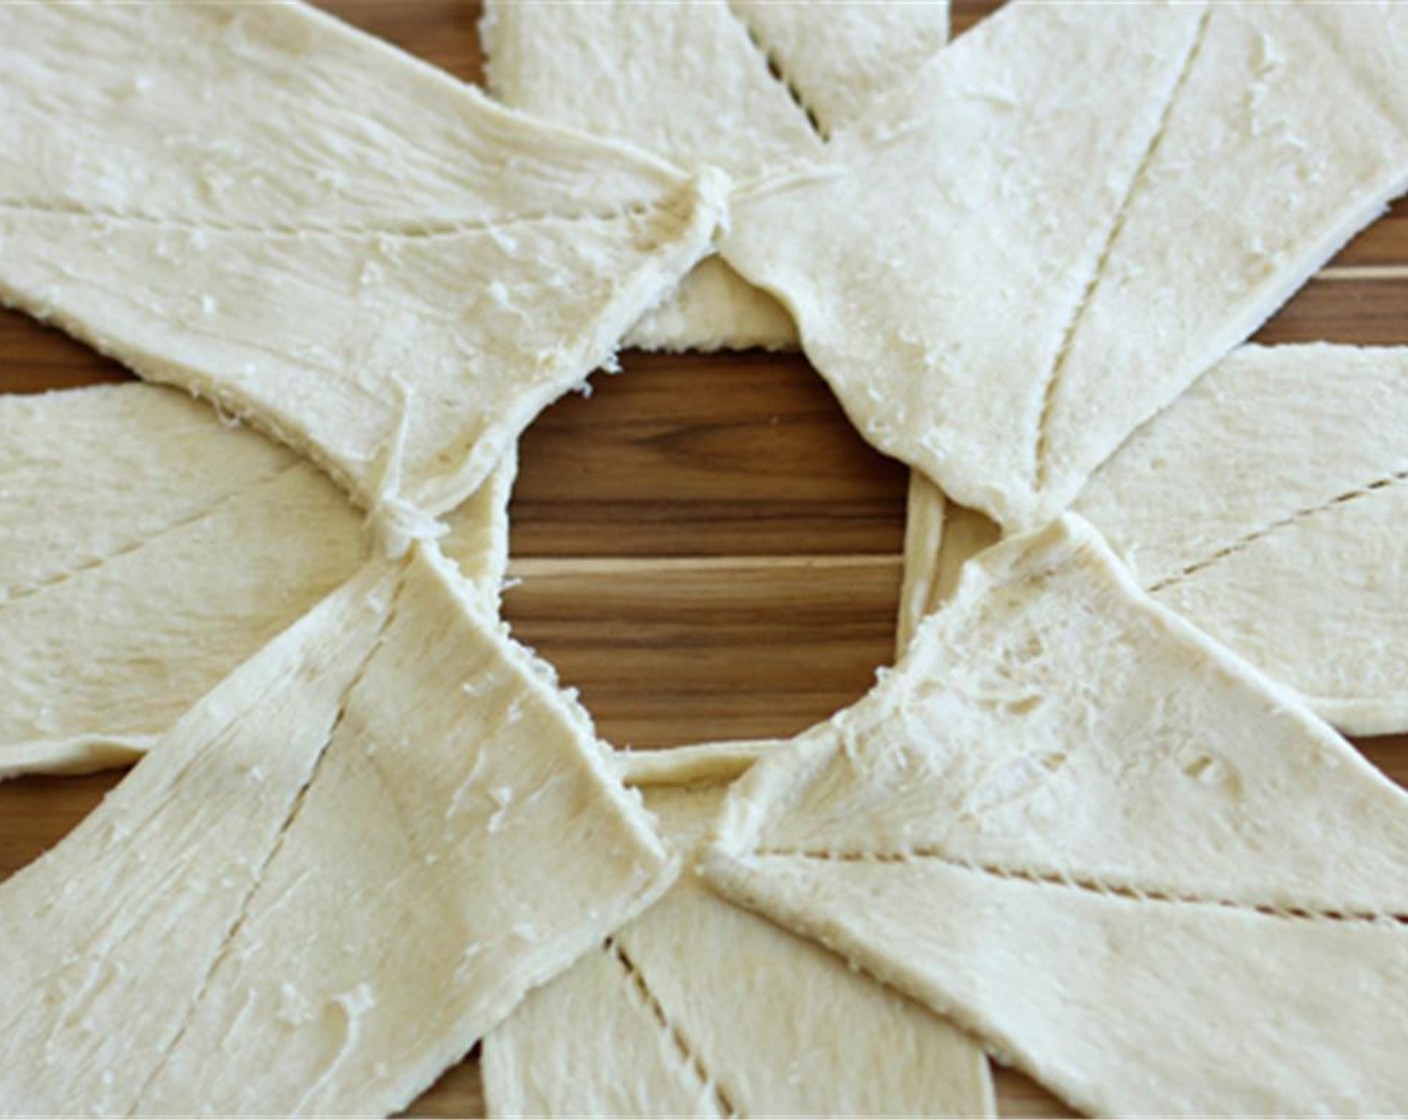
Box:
1, 3, 1406, 1118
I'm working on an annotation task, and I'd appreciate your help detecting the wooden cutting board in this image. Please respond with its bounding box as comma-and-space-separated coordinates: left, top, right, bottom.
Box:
2, 2, 1406, 1115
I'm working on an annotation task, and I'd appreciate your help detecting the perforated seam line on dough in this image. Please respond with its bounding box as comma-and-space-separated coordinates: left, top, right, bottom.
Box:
757, 848, 1408, 926
1030, 8, 1212, 493
607, 937, 740, 1117
126, 564, 408, 1113
722, 2, 826, 140
0, 459, 303, 612
1147, 464, 1408, 592
0, 196, 666, 241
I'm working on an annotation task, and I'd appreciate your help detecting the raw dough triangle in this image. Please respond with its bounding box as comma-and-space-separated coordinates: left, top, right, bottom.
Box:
1077, 343, 1408, 735
0, 3, 684, 231
707, 854, 1408, 1117
486, 932, 723, 1118
480, 0, 812, 353
720, 516, 1408, 910
0, 1, 723, 517
721, 1, 1408, 529
705, 516, 1408, 1113
482, 0, 818, 184
0, 383, 516, 780
481, 0, 950, 353
1033, 4, 1408, 520
0, 545, 672, 1116
484, 744, 992, 1117
910, 345, 1408, 736
0, 192, 719, 521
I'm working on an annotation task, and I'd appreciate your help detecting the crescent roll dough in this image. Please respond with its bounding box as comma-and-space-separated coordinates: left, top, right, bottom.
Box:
0, 545, 674, 1117
721, 1, 1408, 530
707, 516, 1408, 1115
0, 383, 516, 780
909, 344, 1408, 736
480, 0, 812, 353
483, 742, 992, 1118
728, 2, 951, 140
481, 0, 950, 352
1077, 343, 1408, 736
0, 1, 723, 517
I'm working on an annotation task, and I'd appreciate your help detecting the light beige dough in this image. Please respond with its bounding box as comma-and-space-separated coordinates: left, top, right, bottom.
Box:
0, 383, 515, 780
439, 441, 517, 610
480, 0, 812, 353
481, 0, 818, 188
897, 492, 997, 650
0, 1, 723, 518
483, 743, 992, 1118
481, 0, 951, 353
481, 0, 954, 581
721, 1, 1408, 531
913, 344, 1408, 736
623, 255, 798, 354
1075, 343, 1408, 736
0, 544, 674, 1117
705, 515, 1408, 1115
895, 474, 948, 655
728, 1, 951, 138
0, 5, 687, 228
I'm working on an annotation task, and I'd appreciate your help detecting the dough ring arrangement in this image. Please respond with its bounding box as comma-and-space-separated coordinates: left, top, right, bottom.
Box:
2, 2, 1408, 1116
